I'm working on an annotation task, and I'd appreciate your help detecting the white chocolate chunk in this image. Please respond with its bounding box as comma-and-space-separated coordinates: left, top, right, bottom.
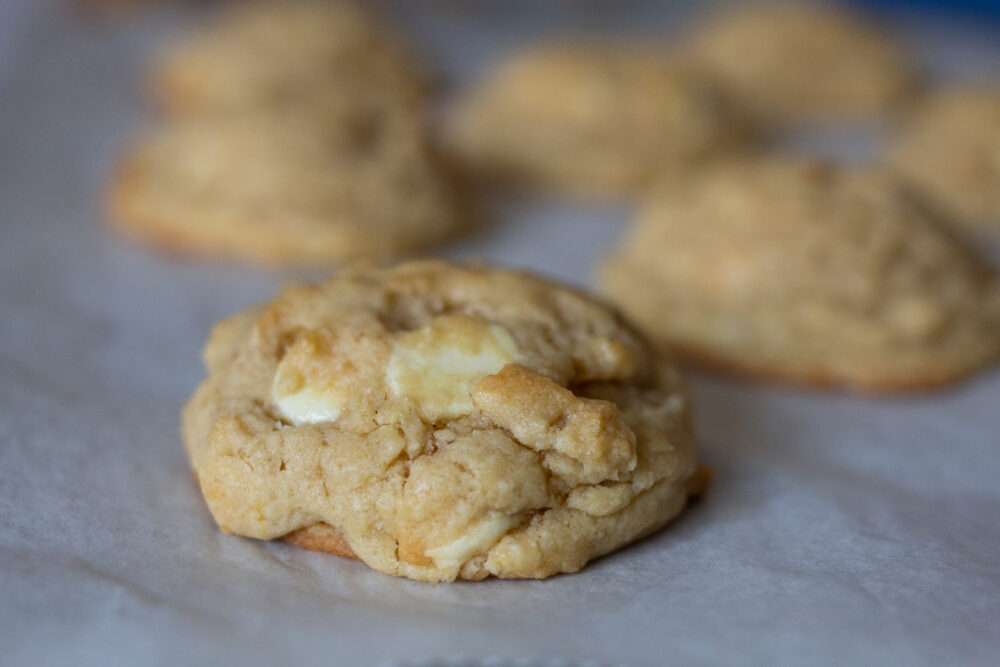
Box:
387, 316, 520, 421
424, 516, 516, 570
273, 381, 344, 425
271, 336, 347, 426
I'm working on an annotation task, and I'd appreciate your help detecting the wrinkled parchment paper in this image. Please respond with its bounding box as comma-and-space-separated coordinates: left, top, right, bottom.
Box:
2, 2, 999, 665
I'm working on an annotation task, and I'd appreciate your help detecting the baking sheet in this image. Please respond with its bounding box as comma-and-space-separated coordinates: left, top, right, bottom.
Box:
2, 2, 1000, 665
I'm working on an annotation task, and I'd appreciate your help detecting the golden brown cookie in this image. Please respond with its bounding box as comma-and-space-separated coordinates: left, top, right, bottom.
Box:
447, 42, 750, 197
108, 99, 463, 266
183, 260, 701, 581
154, 0, 423, 116
686, 4, 914, 124
598, 158, 1000, 391
888, 86, 1000, 230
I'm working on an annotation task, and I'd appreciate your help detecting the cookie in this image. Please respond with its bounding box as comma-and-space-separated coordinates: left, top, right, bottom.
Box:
182, 260, 701, 581
598, 159, 1000, 391
108, 99, 463, 266
155, 0, 423, 116
447, 42, 749, 197
888, 87, 1000, 230
687, 4, 913, 123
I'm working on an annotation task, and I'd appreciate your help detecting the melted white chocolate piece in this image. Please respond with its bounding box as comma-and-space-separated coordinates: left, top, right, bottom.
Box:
424, 516, 516, 570
271, 335, 348, 425
387, 316, 520, 421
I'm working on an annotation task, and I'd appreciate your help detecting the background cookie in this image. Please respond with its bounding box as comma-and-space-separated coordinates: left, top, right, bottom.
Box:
598, 159, 1000, 391
686, 4, 914, 123
447, 42, 750, 197
154, 0, 423, 115
888, 86, 1000, 230
108, 100, 463, 266
183, 260, 701, 582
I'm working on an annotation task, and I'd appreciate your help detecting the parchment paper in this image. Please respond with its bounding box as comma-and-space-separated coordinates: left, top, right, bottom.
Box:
2, 2, 999, 665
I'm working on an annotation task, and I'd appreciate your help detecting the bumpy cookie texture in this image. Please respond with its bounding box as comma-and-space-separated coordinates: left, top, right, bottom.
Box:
155, 0, 422, 115
888, 87, 1000, 229
108, 99, 462, 266
598, 159, 1000, 391
447, 42, 749, 197
183, 261, 700, 581
687, 4, 913, 123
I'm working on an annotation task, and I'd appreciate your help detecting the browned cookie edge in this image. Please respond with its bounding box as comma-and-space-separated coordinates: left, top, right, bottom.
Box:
282, 523, 360, 561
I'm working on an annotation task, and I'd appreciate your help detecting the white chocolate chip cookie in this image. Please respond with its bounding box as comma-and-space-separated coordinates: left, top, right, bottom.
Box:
447, 42, 750, 197
598, 158, 1000, 391
183, 261, 702, 581
687, 4, 914, 123
888, 87, 1000, 229
155, 0, 423, 116
108, 99, 463, 266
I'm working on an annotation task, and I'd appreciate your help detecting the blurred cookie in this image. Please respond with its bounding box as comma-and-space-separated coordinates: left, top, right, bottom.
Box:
182, 260, 702, 581
155, 0, 423, 115
687, 4, 913, 123
81, 0, 186, 14
448, 42, 749, 197
108, 100, 462, 266
888, 87, 1000, 230
598, 159, 1000, 391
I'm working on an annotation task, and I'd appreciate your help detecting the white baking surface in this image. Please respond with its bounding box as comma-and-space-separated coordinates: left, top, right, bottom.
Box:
2, 2, 999, 666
